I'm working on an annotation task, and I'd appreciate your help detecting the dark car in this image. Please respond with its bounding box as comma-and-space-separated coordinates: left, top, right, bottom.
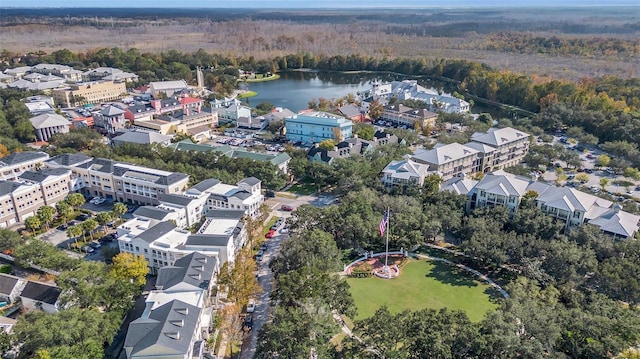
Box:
76, 213, 90, 221
56, 224, 68, 231
243, 315, 253, 332
265, 190, 276, 198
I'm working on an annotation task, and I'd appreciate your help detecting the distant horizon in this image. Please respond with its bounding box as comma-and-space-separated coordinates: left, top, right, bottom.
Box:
4, 0, 640, 9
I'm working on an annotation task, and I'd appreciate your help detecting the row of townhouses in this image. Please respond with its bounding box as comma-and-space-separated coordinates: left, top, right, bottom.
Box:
124, 252, 218, 359
443, 170, 640, 239
307, 130, 403, 164
381, 126, 530, 186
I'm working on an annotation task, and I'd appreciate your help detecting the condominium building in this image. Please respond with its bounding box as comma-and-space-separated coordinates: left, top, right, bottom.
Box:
380, 104, 437, 129
149, 80, 189, 99
204, 177, 264, 218
0, 152, 50, 181
52, 81, 127, 108
45, 154, 189, 206
381, 155, 431, 187
0, 168, 71, 228
411, 143, 481, 181
285, 111, 353, 145
449, 171, 640, 239
470, 127, 530, 171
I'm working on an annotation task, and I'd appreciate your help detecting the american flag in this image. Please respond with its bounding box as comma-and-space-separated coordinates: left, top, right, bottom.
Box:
379, 211, 389, 237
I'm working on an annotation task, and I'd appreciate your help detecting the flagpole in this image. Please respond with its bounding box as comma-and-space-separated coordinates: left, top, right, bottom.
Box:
385, 207, 389, 279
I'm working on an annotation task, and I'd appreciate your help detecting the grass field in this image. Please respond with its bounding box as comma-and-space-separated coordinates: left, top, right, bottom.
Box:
287, 183, 317, 195
346, 259, 501, 322
237, 90, 257, 99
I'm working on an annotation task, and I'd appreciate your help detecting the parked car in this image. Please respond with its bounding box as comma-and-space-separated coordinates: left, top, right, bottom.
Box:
243, 315, 253, 332
76, 213, 90, 221
265, 190, 276, 198
81, 246, 95, 253
260, 243, 268, 251
246, 299, 256, 313
280, 227, 289, 234
89, 196, 102, 204
280, 205, 294, 212
265, 230, 276, 239
57, 224, 68, 231
94, 198, 106, 205
89, 241, 101, 249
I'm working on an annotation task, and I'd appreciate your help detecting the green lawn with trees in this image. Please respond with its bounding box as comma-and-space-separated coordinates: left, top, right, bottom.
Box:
347, 259, 500, 322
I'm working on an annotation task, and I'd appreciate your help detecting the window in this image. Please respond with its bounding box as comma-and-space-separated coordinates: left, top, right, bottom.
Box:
509, 196, 515, 203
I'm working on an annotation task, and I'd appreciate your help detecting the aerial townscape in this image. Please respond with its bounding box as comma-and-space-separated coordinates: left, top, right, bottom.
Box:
0, 2, 638, 359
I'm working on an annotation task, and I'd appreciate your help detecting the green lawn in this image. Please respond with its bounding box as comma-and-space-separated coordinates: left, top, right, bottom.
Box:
287, 183, 317, 195
346, 259, 501, 322
237, 90, 257, 98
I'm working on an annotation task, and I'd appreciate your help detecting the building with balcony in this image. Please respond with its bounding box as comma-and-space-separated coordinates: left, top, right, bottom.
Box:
285, 111, 353, 145
204, 177, 264, 218
380, 104, 437, 129
149, 80, 189, 99
411, 143, 481, 181
381, 155, 431, 187
94, 105, 127, 135
470, 127, 530, 171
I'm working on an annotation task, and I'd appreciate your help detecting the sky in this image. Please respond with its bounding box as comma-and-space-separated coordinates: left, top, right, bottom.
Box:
12, 0, 640, 8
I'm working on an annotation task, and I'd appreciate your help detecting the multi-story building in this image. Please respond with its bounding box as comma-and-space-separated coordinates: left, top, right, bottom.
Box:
470, 127, 530, 171
149, 80, 189, 99
381, 155, 431, 187
211, 98, 252, 126
380, 104, 437, 129
285, 111, 353, 145
411, 143, 481, 181
82, 67, 138, 83
52, 81, 127, 108
117, 209, 247, 272
370, 79, 471, 114
0, 152, 50, 181
45, 154, 189, 206
0, 168, 72, 227
94, 105, 127, 134
449, 171, 640, 239
124, 252, 217, 359
205, 177, 264, 218
308, 131, 402, 164
31, 63, 83, 82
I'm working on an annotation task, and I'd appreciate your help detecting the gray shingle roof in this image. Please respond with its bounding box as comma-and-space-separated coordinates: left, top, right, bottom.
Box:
47, 153, 92, 167
189, 178, 221, 193
125, 299, 201, 357
20, 281, 61, 304
0, 273, 20, 298
159, 193, 195, 206
0, 181, 23, 196
239, 177, 260, 186
0, 151, 48, 166
137, 221, 177, 244
134, 206, 173, 221
185, 234, 231, 247
156, 252, 216, 292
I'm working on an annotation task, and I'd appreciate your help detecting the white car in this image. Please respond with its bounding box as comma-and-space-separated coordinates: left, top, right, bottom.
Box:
90, 196, 102, 204
247, 299, 256, 313
280, 227, 289, 234
94, 198, 106, 205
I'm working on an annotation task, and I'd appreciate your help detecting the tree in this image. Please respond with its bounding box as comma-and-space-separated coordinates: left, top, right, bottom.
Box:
82, 219, 98, 240
66, 193, 85, 210
110, 252, 149, 287
331, 127, 344, 142
353, 123, 375, 140
599, 177, 610, 190
96, 212, 113, 227
67, 225, 83, 243
112, 202, 128, 221
218, 304, 245, 356
25, 216, 41, 234
217, 246, 261, 306
368, 99, 383, 120
37, 206, 55, 231
575, 173, 589, 183
623, 167, 640, 181
270, 229, 342, 275
318, 139, 335, 151
56, 201, 73, 225
596, 154, 611, 168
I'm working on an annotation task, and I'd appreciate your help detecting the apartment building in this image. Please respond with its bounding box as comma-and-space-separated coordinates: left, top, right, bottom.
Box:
285, 111, 353, 145
117, 209, 247, 272
205, 177, 264, 218
451, 171, 640, 239
94, 105, 127, 134
52, 80, 127, 108
82, 67, 138, 83
45, 154, 189, 206
412, 143, 481, 181
124, 252, 217, 359
380, 104, 437, 129
0, 152, 50, 181
31, 63, 83, 82
470, 127, 530, 170
149, 80, 189, 99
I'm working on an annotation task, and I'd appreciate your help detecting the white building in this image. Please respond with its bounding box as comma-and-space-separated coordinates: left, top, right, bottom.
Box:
205, 177, 264, 218
381, 155, 431, 187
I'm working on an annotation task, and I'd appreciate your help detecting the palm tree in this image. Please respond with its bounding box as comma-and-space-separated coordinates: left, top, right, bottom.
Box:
67, 225, 83, 243
56, 201, 73, 224
113, 202, 128, 222
36, 206, 55, 231
82, 219, 98, 241
24, 216, 41, 235
66, 193, 86, 210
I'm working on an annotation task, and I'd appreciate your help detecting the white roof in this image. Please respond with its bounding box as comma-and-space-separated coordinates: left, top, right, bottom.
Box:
475, 171, 531, 197
589, 207, 640, 238
412, 143, 479, 166
150, 80, 188, 91
23, 73, 63, 82
464, 141, 496, 154
442, 177, 479, 195
4, 66, 32, 75
382, 158, 430, 180
533, 185, 612, 217
29, 113, 70, 129
471, 127, 530, 147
